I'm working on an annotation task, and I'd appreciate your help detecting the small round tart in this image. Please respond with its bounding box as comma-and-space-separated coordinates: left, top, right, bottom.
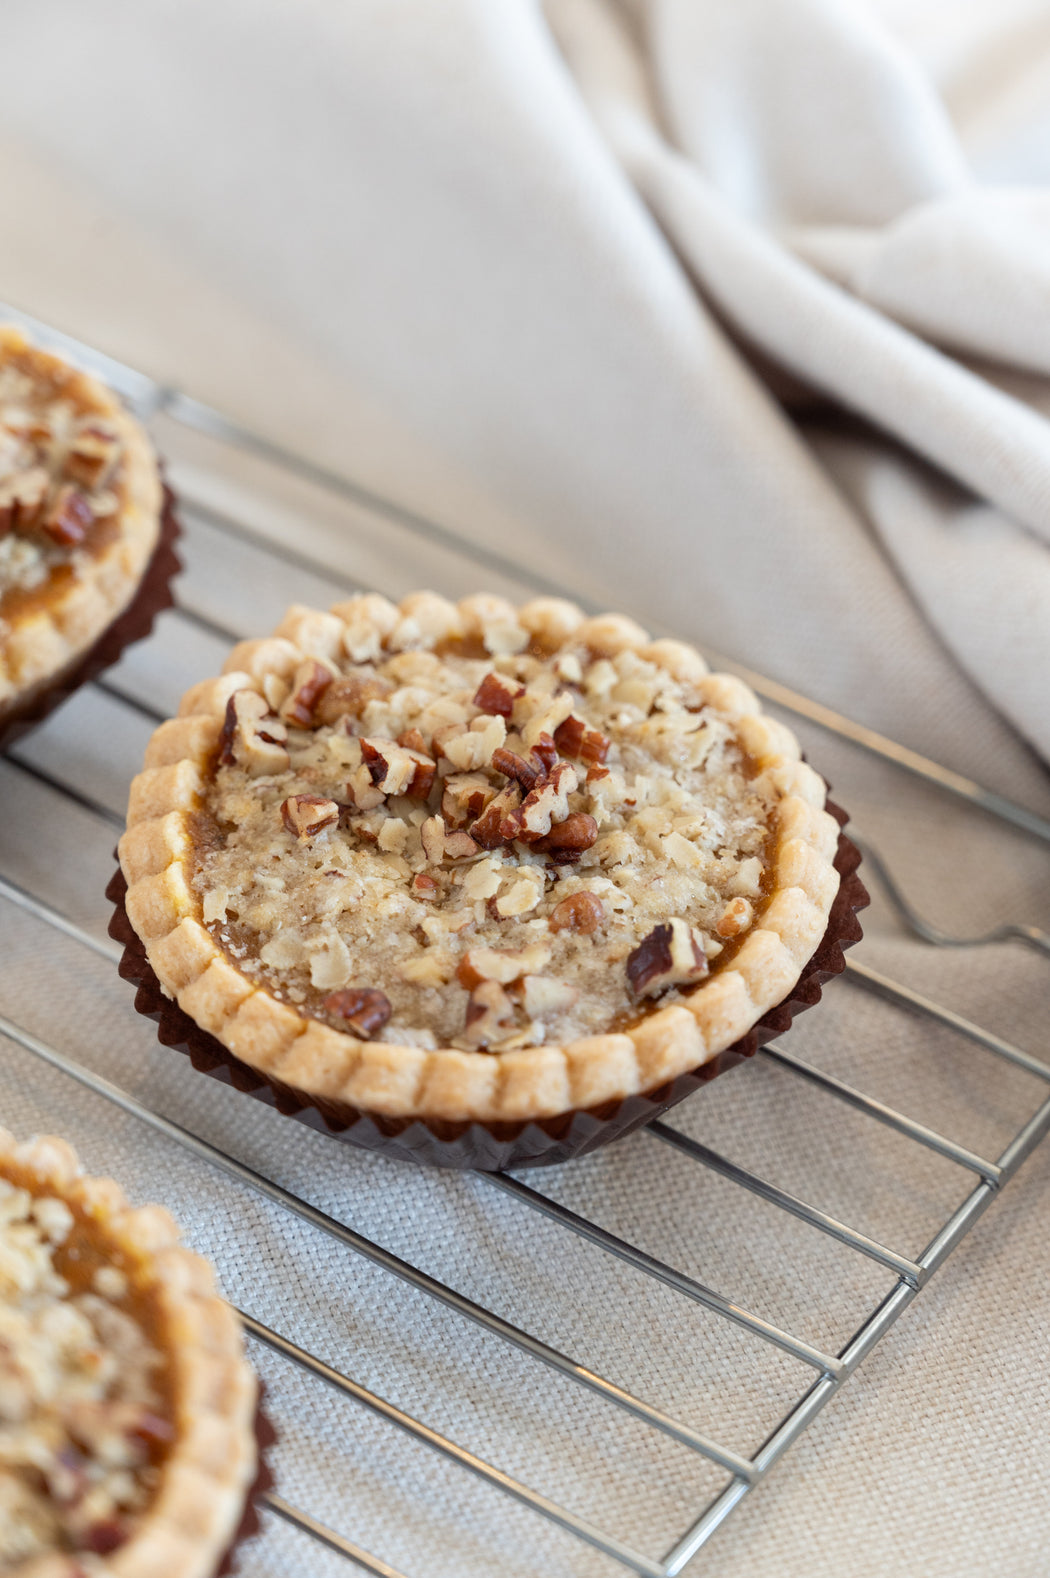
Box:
120, 593, 842, 1128
0, 1130, 258, 1578
0, 326, 164, 729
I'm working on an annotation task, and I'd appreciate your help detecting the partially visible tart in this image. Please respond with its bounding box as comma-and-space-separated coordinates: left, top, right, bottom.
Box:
0, 1130, 259, 1577
0, 327, 166, 737
118, 592, 846, 1140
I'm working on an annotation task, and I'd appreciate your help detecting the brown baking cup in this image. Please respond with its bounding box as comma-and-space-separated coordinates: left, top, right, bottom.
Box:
217, 1385, 276, 1577
0, 483, 182, 752
107, 800, 867, 1171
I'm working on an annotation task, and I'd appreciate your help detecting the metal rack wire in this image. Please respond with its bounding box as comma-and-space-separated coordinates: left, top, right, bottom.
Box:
1, 304, 1048, 1577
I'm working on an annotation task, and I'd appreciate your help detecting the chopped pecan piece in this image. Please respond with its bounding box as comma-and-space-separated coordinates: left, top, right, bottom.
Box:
472, 671, 525, 717
398, 728, 429, 754
412, 873, 440, 899
491, 747, 545, 793
442, 772, 495, 826
43, 485, 94, 547
430, 722, 468, 761
553, 715, 585, 757
537, 813, 598, 853
346, 764, 386, 811
442, 714, 506, 771
407, 752, 437, 801
66, 421, 122, 488
420, 815, 446, 864
549, 890, 606, 934
444, 830, 480, 860
554, 715, 610, 765
515, 761, 579, 842
461, 980, 515, 1048
469, 785, 521, 849
314, 672, 392, 726
580, 727, 611, 765
361, 738, 417, 796
279, 659, 332, 727
219, 690, 289, 774
0, 465, 48, 533
281, 794, 340, 841
626, 919, 709, 998
324, 987, 392, 1038
532, 732, 558, 772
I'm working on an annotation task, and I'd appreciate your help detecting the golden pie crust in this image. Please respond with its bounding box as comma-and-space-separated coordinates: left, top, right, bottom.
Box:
119, 593, 841, 1125
0, 1129, 258, 1577
0, 326, 164, 724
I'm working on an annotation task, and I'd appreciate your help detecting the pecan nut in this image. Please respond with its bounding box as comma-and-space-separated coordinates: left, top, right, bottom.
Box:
324, 987, 393, 1039
514, 762, 578, 842
469, 786, 521, 849
42, 485, 93, 547
554, 715, 611, 765
314, 672, 393, 726
219, 690, 290, 775
0, 466, 48, 534
472, 671, 525, 718
443, 830, 480, 860
420, 815, 446, 864
279, 659, 333, 727
281, 794, 340, 841
66, 421, 123, 489
626, 918, 709, 998
360, 738, 418, 796
549, 891, 606, 934
461, 979, 515, 1048
442, 773, 494, 826
491, 747, 545, 793
537, 813, 598, 853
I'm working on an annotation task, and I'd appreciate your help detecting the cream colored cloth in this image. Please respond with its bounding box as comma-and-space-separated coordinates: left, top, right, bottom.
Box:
1, 2, 1049, 1576
2, 0, 1050, 778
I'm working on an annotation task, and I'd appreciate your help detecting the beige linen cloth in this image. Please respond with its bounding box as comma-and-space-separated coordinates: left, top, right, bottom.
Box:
0, 2, 1049, 1575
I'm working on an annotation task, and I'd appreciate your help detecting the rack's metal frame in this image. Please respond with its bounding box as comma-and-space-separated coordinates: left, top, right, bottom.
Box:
1, 305, 1048, 1577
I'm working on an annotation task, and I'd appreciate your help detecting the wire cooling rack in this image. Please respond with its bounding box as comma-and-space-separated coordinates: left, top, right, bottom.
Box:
1, 304, 1049, 1577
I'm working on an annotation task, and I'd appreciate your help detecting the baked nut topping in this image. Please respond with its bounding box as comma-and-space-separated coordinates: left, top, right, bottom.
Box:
626, 919, 710, 998
0, 327, 164, 724
120, 593, 843, 1123
281, 794, 340, 841
0, 1131, 257, 1576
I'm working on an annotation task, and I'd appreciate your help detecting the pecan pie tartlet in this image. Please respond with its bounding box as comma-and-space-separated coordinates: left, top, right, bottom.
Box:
0, 326, 175, 746
115, 593, 861, 1166
0, 1128, 260, 1576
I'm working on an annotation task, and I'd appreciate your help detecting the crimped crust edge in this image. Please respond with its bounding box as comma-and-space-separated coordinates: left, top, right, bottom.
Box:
0, 1128, 258, 1578
0, 325, 164, 713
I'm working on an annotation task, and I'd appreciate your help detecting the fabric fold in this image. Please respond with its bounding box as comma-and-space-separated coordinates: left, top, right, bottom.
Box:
0, 0, 1047, 777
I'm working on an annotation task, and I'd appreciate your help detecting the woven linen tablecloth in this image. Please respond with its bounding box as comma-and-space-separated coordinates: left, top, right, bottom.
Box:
1, 3, 1049, 1575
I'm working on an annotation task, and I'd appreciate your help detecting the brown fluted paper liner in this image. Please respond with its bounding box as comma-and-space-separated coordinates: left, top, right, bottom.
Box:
0, 484, 182, 751
108, 802, 867, 1171
219, 1387, 277, 1577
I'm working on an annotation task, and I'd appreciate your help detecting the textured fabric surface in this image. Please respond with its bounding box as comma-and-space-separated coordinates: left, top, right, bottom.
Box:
0, 2, 1049, 1575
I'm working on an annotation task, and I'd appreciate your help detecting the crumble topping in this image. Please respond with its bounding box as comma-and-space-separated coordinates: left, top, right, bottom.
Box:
193, 615, 779, 1051
0, 1175, 168, 1572
0, 357, 125, 605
